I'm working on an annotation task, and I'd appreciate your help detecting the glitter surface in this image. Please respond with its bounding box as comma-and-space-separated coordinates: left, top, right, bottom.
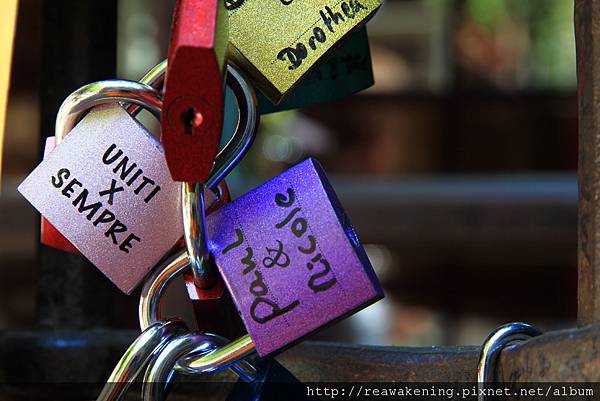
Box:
227, 0, 381, 102
18, 105, 183, 294
208, 158, 383, 356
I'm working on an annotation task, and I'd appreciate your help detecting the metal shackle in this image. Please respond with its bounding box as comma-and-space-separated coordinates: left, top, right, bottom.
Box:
96, 319, 188, 401
55, 80, 162, 144
140, 249, 257, 374
54, 63, 258, 193
477, 322, 542, 401
141, 332, 258, 401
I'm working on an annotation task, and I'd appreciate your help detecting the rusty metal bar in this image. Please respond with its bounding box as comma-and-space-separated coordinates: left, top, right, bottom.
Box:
281, 324, 600, 382
4, 324, 600, 398
575, 0, 600, 325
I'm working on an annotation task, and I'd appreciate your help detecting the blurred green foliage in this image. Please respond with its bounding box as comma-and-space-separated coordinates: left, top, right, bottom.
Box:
466, 0, 576, 89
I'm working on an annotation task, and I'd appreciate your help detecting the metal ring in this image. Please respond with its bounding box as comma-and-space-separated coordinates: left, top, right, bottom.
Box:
140, 250, 188, 331
477, 322, 542, 401
182, 182, 215, 289
205, 64, 259, 190
96, 319, 188, 401
143, 332, 219, 401
142, 332, 258, 401
127, 59, 167, 116
140, 249, 257, 373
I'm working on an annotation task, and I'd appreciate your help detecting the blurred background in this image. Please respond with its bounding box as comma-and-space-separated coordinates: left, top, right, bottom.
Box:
0, 0, 577, 347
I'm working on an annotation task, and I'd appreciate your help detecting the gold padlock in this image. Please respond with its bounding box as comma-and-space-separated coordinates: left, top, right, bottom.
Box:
227, 0, 381, 103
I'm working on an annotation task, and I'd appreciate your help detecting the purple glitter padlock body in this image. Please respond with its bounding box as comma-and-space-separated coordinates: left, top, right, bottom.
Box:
208, 158, 383, 357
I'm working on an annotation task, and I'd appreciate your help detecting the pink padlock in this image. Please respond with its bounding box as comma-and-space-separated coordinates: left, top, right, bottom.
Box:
40, 135, 230, 256
20, 69, 260, 294
19, 95, 184, 293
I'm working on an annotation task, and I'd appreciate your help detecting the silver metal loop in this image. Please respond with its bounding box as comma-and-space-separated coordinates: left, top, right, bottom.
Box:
140, 249, 257, 374
143, 333, 218, 401
182, 182, 215, 289
56, 80, 162, 143
177, 334, 255, 374
175, 333, 258, 382
205, 63, 259, 190
142, 332, 258, 401
96, 319, 188, 401
140, 251, 188, 331
127, 59, 167, 116
477, 322, 542, 401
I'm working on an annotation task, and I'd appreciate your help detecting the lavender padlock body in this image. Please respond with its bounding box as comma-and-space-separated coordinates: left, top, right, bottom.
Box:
208, 158, 383, 357
18, 105, 183, 293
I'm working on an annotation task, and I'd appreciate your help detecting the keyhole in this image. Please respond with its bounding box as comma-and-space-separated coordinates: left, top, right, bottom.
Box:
181, 107, 204, 135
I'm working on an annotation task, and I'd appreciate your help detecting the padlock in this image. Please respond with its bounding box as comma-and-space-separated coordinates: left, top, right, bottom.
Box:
227, 0, 381, 103
256, 27, 374, 114
40, 136, 229, 255
142, 158, 383, 360
20, 63, 258, 293
207, 157, 383, 356
162, 0, 229, 182
19, 84, 182, 293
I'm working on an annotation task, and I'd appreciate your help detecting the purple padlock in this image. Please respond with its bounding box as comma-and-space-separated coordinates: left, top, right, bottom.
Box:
206, 158, 383, 357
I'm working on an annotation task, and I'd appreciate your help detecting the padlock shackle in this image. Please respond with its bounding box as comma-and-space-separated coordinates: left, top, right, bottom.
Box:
142, 331, 258, 401
57, 62, 259, 193
55, 80, 162, 144
97, 319, 187, 401
207, 63, 258, 190
477, 322, 542, 396
139, 249, 257, 373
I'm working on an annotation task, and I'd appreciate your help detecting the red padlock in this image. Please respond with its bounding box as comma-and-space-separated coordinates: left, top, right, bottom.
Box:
162, 0, 229, 182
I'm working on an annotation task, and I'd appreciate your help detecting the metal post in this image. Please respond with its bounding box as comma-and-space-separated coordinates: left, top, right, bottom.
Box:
36, 0, 120, 329
0, 2, 127, 397
575, 0, 600, 325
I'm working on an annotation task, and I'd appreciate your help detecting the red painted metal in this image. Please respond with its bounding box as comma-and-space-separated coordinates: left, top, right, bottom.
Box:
162, 0, 229, 182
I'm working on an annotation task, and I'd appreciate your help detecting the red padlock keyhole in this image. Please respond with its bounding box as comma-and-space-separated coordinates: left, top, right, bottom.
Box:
162, 0, 229, 183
